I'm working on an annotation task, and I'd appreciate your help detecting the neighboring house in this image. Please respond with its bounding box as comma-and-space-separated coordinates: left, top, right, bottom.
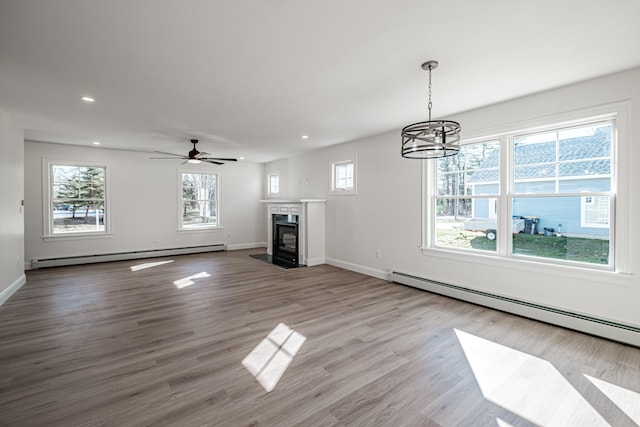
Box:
469, 126, 611, 238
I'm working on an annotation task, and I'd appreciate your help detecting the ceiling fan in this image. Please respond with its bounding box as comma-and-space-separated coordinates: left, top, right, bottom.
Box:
150, 139, 238, 165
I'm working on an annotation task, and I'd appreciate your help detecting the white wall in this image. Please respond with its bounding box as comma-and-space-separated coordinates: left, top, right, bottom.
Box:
24, 142, 265, 263
265, 67, 640, 330
0, 108, 25, 304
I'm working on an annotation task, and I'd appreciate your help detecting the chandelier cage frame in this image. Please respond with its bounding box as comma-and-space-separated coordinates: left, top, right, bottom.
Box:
401, 60, 461, 159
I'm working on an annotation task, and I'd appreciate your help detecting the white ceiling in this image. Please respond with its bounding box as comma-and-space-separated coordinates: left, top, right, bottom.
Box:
1, 0, 639, 163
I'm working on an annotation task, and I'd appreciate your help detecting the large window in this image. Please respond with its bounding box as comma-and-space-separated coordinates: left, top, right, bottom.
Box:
181, 172, 218, 229
48, 163, 107, 235
430, 119, 615, 269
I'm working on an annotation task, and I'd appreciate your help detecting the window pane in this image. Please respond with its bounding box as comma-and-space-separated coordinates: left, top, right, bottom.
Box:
514, 180, 556, 194
512, 196, 609, 265
437, 172, 462, 196
334, 161, 354, 190
269, 175, 279, 194
558, 123, 611, 161
513, 133, 556, 164
438, 140, 500, 196
514, 123, 612, 195
182, 172, 218, 228
182, 201, 217, 227
52, 205, 105, 234
51, 165, 106, 234
435, 198, 496, 252
558, 159, 610, 178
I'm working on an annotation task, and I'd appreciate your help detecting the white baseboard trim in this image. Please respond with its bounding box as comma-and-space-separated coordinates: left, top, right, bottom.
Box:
31, 244, 227, 269
325, 258, 389, 280
227, 242, 267, 251
0, 274, 26, 307
390, 271, 640, 348
305, 257, 325, 267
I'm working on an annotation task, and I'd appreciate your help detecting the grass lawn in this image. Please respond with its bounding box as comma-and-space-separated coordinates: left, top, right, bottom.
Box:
436, 229, 609, 265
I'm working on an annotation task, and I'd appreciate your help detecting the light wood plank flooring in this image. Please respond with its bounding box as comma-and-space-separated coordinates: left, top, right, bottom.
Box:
1, 249, 639, 426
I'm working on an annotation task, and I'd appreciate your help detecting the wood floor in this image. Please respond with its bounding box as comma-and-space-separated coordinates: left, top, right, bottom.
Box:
1, 249, 639, 426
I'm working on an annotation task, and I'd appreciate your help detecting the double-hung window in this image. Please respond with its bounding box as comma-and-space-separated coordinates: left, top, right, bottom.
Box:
430, 117, 617, 269
181, 172, 219, 229
46, 162, 107, 236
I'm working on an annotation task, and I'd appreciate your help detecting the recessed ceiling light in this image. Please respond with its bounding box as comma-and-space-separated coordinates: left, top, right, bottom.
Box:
92, 141, 100, 145
81, 96, 95, 103
239, 156, 245, 160
301, 135, 309, 139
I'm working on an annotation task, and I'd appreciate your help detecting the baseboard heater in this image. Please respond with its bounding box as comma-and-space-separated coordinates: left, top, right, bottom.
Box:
389, 271, 640, 348
31, 244, 227, 269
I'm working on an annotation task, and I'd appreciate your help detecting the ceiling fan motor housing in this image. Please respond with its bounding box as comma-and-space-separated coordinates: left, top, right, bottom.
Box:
189, 139, 200, 158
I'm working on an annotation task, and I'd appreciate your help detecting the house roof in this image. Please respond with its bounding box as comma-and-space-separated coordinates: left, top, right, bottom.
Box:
469, 127, 611, 183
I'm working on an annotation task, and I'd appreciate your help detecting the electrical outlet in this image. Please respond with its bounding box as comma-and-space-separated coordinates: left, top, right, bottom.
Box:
375, 250, 382, 259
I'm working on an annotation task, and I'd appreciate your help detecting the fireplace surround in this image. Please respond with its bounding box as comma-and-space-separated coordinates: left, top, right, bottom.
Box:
260, 199, 326, 267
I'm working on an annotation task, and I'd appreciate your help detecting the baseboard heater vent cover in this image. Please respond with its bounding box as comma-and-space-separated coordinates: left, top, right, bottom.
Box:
389, 270, 640, 348
31, 244, 227, 269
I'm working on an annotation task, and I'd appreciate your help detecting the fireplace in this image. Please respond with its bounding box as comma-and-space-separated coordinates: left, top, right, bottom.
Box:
260, 199, 326, 267
272, 214, 299, 267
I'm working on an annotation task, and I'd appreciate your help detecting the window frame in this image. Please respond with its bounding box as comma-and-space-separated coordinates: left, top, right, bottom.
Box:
330, 158, 357, 195
422, 102, 630, 277
267, 172, 280, 197
178, 169, 221, 231
42, 159, 110, 239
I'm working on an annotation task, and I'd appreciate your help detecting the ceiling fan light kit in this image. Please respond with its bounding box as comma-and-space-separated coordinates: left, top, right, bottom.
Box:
401, 60, 461, 159
150, 139, 238, 165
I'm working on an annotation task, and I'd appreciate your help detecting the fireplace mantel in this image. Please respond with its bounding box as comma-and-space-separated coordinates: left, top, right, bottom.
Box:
260, 199, 326, 266
259, 199, 327, 204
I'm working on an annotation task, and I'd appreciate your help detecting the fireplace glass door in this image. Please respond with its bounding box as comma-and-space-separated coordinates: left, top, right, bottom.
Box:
273, 214, 299, 266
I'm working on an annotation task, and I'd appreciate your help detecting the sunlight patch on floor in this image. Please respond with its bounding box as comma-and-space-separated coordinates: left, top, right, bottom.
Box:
584, 374, 640, 424
455, 329, 609, 426
173, 272, 210, 289
130, 260, 174, 272
495, 418, 515, 427
242, 322, 306, 392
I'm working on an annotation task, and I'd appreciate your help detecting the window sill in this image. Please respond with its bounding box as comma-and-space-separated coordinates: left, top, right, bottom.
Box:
43, 232, 113, 241
178, 226, 224, 233
330, 190, 357, 196
420, 247, 633, 287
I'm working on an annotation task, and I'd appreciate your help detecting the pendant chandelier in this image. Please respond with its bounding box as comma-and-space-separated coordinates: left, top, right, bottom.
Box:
401, 60, 461, 159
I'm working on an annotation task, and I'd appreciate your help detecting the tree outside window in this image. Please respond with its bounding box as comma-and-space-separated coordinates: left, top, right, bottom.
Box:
181, 172, 218, 228
50, 164, 106, 234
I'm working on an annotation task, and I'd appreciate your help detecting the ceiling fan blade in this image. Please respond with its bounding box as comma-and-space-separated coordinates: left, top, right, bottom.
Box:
202, 159, 225, 165
149, 156, 188, 160
200, 157, 238, 162
153, 150, 184, 157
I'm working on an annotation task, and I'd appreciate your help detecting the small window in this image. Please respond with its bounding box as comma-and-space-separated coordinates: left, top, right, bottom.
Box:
581, 195, 609, 228
331, 160, 356, 194
181, 172, 219, 229
47, 162, 107, 236
267, 173, 280, 196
